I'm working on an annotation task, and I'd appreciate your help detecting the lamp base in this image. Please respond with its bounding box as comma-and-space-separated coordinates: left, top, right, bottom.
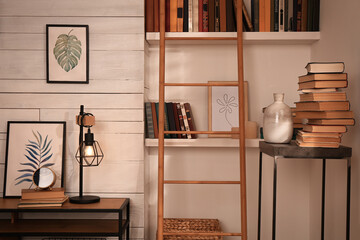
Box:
69, 195, 100, 204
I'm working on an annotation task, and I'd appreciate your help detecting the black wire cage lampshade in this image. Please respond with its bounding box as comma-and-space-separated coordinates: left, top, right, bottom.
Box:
69, 105, 104, 204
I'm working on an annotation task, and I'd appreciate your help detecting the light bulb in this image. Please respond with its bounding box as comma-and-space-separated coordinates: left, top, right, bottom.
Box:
84, 145, 95, 157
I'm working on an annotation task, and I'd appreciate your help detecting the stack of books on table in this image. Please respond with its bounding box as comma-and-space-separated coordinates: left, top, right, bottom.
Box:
18, 188, 68, 208
295, 62, 355, 148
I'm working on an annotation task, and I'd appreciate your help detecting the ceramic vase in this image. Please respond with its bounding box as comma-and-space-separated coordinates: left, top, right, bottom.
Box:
263, 93, 293, 143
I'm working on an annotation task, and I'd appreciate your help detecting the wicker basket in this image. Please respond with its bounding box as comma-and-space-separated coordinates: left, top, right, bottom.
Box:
163, 218, 223, 240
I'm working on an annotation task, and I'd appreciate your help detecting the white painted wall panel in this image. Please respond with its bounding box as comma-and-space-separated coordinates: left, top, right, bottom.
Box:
0, 33, 145, 51
0, 94, 143, 109
40, 108, 144, 122
0, 80, 144, 94
0, 50, 144, 80
0, 17, 144, 34
0, 0, 144, 17
0, 109, 40, 132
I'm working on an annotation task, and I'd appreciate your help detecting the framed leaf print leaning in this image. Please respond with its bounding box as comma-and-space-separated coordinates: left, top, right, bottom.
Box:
3, 122, 66, 198
46, 24, 89, 83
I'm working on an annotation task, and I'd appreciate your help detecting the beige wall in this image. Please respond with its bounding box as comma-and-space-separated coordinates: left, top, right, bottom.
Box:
0, 0, 145, 239
310, 1, 360, 240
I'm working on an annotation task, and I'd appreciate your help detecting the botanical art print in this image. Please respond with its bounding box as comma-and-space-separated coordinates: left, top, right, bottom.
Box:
3, 122, 66, 198
46, 24, 89, 83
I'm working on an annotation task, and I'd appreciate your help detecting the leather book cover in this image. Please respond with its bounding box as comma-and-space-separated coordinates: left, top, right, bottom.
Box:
177, 0, 184, 32
184, 103, 197, 139
176, 103, 187, 138
203, 0, 209, 31
220, 0, 226, 31
172, 103, 182, 138
166, 0, 170, 31
154, 0, 160, 31
209, 0, 215, 32
166, 102, 177, 138
170, 0, 177, 31
226, 0, 235, 31
146, 0, 154, 32
184, 0, 189, 32
199, 0, 203, 31
151, 102, 159, 138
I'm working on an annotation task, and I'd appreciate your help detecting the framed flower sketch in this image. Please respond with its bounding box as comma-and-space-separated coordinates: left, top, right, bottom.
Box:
3, 121, 66, 198
46, 24, 89, 84
208, 81, 248, 138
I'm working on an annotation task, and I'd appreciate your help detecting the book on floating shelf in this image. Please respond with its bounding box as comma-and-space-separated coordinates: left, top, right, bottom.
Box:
302, 124, 347, 133
298, 80, 348, 90
298, 73, 347, 83
295, 111, 354, 119
305, 62, 345, 74
295, 101, 350, 111
299, 92, 347, 102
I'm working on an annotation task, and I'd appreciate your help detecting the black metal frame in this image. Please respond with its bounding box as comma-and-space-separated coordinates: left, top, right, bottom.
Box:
257, 141, 352, 240
3, 121, 66, 198
46, 24, 89, 84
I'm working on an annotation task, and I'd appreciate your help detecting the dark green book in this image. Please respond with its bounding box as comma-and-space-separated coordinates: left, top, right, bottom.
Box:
155, 102, 171, 138
145, 102, 155, 139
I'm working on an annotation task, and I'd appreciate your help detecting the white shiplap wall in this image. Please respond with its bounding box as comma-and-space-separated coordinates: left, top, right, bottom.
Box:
0, 0, 144, 239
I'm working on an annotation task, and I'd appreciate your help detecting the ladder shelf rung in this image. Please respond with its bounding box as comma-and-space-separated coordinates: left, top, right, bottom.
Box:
163, 82, 240, 87
163, 232, 242, 236
164, 131, 240, 135
164, 180, 241, 184
165, 37, 237, 41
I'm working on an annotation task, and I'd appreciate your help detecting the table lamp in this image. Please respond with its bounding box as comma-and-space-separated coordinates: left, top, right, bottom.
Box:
69, 105, 104, 204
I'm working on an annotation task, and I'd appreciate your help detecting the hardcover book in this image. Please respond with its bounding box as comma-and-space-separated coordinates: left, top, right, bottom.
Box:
307, 119, 355, 126
295, 111, 354, 119
295, 101, 350, 111
302, 124, 347, 133
298, 73, 347, 83
184, 103, 197, 138
296, 139, 340, 148
299, 92, 346, 102
298, 80, 348, 90
21, 188, 65, 200
305, 62, 345, 74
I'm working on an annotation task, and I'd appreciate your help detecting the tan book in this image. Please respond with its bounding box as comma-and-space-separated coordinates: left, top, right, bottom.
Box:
19, 196, 69, 204
298, 130, 342, 138
302, 124, 347, 133
295, 101, 350, 111
299, 92, 347, 102
298, 80, 348, 90
296, 140, 340, 148
307, 119, 355, 126
296, 134, 341, 143
170, 0, 177, 31
295, 111, 354, 119
298, 73, 348, 83
177, 0, 184, 32
21, 188, 65, 200
17, 203, 63, 208
301, 88, 337, 93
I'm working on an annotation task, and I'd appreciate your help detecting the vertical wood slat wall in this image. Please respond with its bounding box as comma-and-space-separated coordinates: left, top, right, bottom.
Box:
0, 0, 145, 239
156, 0, 247, 239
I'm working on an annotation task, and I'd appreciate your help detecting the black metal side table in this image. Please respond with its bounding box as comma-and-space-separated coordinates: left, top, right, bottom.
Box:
258, 141, 352, 240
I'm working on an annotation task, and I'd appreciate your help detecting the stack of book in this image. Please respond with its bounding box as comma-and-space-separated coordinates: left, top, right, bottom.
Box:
145, 102, 196, 139
18, 188, 68, 208
295, 62, 355, 148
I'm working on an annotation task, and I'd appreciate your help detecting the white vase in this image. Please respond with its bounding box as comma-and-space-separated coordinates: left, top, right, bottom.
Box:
263, 93, 293, 143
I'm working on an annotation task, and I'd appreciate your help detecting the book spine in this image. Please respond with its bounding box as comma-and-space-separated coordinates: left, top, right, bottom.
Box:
172, 103, 182, 138
145, 102, 155, 139
199, 0, 203, 31
284, 0, 288, 31
243, 1, 254, 31
274, 0, 279, 31
192, 0, 199, 31
163, 103, 171, 138
259, 0, 265, 31
215, 0, 220, 31
220, 0, 227, 31
301, 0, 307, 31
209, 0, 215, 32
146, 0, 155, 32
166, 0, 171, 32
176, 103, 187, 138
170, 0, 178, 31
154, 0, 160, 31
151, 102, 159, 138
184, 103, 197, 139
189, 0, 193, 31
183, 0, 189, 32
296, 0, 302, 31
226, 0, 235, 31
177, 0, 184, 32
203, 0, 209, 31
313, 0, 320, 31
166, 102, 177, 138
279, 0, 285, 31
180, 103, 192, 139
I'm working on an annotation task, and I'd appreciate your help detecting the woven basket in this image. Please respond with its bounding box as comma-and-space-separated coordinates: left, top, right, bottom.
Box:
163, 218, 223, 240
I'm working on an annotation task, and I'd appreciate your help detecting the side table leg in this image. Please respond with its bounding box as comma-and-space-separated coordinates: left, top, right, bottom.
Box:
272, 156, 280, 240
346, 157, 351, 240
119, 209, 123, 240
258, 152, 263, 240
127, 201, 131, 240
321, 159, 326, 240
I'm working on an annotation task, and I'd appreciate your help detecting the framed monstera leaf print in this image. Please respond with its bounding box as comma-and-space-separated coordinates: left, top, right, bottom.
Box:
46, 24, 89, 83
3, 121, 66, 198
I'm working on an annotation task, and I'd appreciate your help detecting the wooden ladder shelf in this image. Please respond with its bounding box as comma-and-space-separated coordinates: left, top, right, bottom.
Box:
156, 0, 248, 239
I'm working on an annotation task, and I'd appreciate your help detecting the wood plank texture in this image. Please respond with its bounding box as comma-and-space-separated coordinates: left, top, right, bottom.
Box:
0, 33, 144, 51
0, 51, 144, 80
0, 94, 143, 109
0, 17, 144, 34
0, 109, 39, 132
0, 0, 144, 17
0, 80, 144, 94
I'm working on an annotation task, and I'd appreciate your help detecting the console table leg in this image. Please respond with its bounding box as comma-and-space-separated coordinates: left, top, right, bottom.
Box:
127, 201, 130, 240
257, 152, 263, 240
119, 209, 123, 240
321, 159, 326, 240
272, 156, 280, 240
346, 157, 351, 240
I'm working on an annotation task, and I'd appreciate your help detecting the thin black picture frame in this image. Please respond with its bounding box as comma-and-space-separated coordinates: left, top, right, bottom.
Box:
46, 24, 89, 84
3, 121, 66, 198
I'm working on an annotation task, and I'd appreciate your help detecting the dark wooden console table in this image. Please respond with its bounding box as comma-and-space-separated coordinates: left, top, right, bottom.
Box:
258, 141, 352, 240
0, 198, 130, 240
